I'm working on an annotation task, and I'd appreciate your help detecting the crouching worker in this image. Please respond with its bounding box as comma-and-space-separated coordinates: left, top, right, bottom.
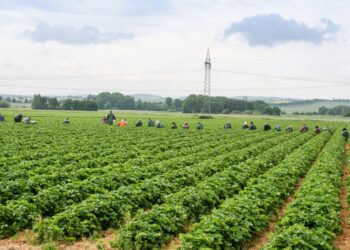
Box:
135, 119, 143, 127
63, 118, 70, 124
14, 113, 23, 123
197, 122, 204, 130
224, 122, 232, 129
23, 117, 37, 125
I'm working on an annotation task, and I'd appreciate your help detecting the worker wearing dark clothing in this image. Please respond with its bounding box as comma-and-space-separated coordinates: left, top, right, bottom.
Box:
249, 122, 256, 130
300, 124, 309, 133
224, 122, 232, 129
156, 121, 164, 128
136, 120, 143, 127
242, 121, 249, 129
0, 114, 4, 122
286, 125, 294, 132
342, 128, 349, 142
264, 124, 271, 131
171, 122, 177, 129
314, 126, 321, 134
197, 122, 204, 130
148, 119, 155, 127
14, 114, 23, 123
106, 111, 116, 125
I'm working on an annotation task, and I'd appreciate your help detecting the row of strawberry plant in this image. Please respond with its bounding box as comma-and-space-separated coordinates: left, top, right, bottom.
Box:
0, 130, 243, 205
32, 133, 290, 242
117, 132, 313, 249
0, 130, 260, 206
31, 131, 268, 216
0, 128, 222, 180
179, 131, 331, 249
264, 132, 344, 249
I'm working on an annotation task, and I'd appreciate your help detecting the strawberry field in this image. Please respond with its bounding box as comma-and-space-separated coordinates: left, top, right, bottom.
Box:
0, 110, 349, 249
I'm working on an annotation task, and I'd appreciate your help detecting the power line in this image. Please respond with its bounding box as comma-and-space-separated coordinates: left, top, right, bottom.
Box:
0, 69, 202, 81
213, 69, 350, 86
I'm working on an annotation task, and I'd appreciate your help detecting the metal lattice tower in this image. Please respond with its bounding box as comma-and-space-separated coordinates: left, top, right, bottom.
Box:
203, 48, 211, 113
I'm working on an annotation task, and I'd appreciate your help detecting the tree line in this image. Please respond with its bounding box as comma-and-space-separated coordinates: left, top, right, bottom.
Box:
291, 105, 350, 117
29, 92, 281, 115
182, 95, 281, 115
31, 95, 98, 111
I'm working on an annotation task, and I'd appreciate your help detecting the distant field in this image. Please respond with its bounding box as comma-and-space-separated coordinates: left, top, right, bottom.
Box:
277, 101, 350, 114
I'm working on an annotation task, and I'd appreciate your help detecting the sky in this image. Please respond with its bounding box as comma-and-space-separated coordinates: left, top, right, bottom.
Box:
0, 0, 350, 99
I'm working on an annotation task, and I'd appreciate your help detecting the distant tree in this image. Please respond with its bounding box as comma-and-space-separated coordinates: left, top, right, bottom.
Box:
5, 97, 11, 102
11, 98, 16, 103
32, 94, 48, 109
0, 100, 10, 108
272, 106, 281, 116
318, 106, 328, 115
165, 97, 173, 109
173, 98, 183, 111
48, 98, 59, 109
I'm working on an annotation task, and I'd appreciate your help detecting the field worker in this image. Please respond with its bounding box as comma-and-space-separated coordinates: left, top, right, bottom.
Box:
242, 121, 249, 129
314, 126, 321, 134
23, 117, 37, 125
300, 124, 309, 133
157, 121, 164, 128
263, 124, 271, 131
183, 122, 190, 129
0, 114, 4, 122
148, 118, 155, 127
249, 121, 257, 130
106, 111, 116, 125
117, 119, 127, 127
342, 128, 349, 142
286, 125, 294, 132
63, 118, 70, 124
275, 124, 281, 131
171, 122, 177, 129
101, 117, 108, 124
135, 119, 143, 127
14, 113, 23, 123
197, 122, 204, 130
224, 122, 232, 129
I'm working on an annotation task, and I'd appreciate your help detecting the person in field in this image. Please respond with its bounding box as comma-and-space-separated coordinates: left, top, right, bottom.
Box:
63, 118, 70, 124
0, 114, 4, 122
135, 119, 143, 127
242, 121, 249, 129
106, 111, 116, 125
148, 118, 155, 127
286, 125, 294, 132
117, 119, 127, 127
314, 126, 321, 134
183, 122, 190, 129
263, 124, 271, 131
156, 121, 164, 128
23, 117, 37, 125
171, 122, 177, 129
224, 122, 232, 129
14, 113, 23, 123
249, 121, 256, 130
300, 124, 309, 133
197, 122, 204, 130
275, 124, 281, 131
342, 128, 349, 142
